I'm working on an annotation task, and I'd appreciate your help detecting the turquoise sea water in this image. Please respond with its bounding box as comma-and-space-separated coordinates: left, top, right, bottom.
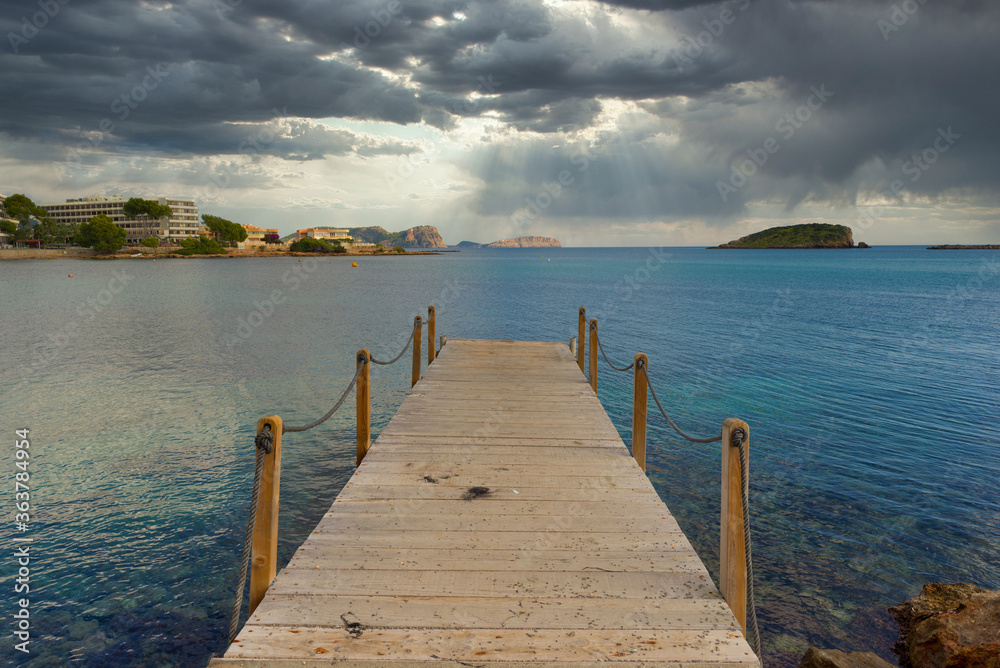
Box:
1, 246, 998, 667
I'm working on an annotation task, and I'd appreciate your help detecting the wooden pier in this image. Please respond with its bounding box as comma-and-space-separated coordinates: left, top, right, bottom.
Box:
212, 336, 759, 666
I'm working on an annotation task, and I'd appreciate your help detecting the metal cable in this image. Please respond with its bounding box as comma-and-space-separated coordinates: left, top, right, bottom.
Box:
282, 363, 365, 433
371, 322, 417, 366
590, 326, 635, 372
228, 431, 268, 643
641, 366, 722, 443
735, 429, 763, 663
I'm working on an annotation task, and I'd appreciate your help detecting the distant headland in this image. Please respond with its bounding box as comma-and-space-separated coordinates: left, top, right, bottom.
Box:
927, 244, 1000, 250
711, 224, 868, 249
455, 236, 562, 249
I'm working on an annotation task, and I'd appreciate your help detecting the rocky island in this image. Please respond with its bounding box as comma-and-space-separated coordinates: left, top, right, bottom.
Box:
711, 223, 866, 249
470, 236, 562, 248
348, 225, 447, 248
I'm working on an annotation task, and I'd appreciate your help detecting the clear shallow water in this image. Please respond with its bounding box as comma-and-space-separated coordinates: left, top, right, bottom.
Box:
1, 247, 998, 667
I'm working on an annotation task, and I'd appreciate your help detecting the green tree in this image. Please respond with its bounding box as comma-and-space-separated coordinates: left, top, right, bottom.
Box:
1, 220, 17, 236
123, 198, 172, 238
289, 237, 334, 253
123, 197, 172, 220
202, 214, 248, 243
3, 194, 47, 223
140, 237, 159, 248
3, 194, 49, 241
178, 235, 226, 255
76, 215, 126, 253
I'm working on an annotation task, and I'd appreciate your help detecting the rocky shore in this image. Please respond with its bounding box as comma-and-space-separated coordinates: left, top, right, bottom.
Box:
799, 583, 1000, 668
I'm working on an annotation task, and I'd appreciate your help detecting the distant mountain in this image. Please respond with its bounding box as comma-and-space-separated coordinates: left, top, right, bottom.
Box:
484, 236, 562, 248
348, 225, 446, 248
456, 240, 482, 248
712, 224, 859, 249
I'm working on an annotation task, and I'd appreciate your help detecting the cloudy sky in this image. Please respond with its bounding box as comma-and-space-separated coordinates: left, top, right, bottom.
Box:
1, 0, 997, 245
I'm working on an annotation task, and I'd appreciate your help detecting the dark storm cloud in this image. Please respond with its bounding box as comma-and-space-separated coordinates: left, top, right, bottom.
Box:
0, 0, 998, 221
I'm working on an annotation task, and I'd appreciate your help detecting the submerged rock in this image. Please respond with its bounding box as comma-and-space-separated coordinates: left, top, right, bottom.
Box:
799, 647, 894, 668
889, 582, 1000, 667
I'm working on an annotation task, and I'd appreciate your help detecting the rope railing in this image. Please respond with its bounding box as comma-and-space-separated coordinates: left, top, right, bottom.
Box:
370, 320, 418, 366
283, 363, 365, 433
577, 309, 762, 666
590, 320, 635, 372
227, 306, 441, 646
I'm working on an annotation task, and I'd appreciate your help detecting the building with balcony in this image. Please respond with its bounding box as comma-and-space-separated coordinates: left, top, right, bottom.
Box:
245, 225, 280, 244
296, 227, 351, 241
42, 195, 200, 244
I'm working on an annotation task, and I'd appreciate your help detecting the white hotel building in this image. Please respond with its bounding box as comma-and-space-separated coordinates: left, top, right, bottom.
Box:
43, 195, 200, 244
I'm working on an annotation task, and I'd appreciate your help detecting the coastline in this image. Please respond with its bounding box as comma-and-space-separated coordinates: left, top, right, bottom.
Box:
0, 248, 446, 260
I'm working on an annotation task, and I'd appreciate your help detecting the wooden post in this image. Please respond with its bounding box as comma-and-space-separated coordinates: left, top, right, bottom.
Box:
569, 336, 577, 356
356, 350, 371, 467
411, 316, 422, 388
631, 353, 649, 471
720, 418, 750, 635
440, 335, 447, 350
249, 415, 283, 616
577, 307, 586, 373
588, 318, 598, 393
427, 306, 436, 365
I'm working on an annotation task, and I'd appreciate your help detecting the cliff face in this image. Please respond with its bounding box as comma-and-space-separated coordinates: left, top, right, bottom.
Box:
484, 236, 562, 248
348, 226, 447, 248
399, 226, 446, 248
713, 224, 855, 249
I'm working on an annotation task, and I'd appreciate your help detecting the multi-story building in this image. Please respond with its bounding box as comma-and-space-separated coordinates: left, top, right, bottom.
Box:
42, 195, 200, 244
296, 227, 351, 242
244, 225, 280, 244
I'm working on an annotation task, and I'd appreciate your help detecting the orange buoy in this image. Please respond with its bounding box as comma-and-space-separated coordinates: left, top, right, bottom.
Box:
351, 262, 358, 267
68, 274, 74, 277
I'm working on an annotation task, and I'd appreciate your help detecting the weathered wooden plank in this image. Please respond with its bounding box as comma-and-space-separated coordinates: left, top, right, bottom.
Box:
223, 627, 755, 663
300, 531, 695, 552
248, 595, 739, 630
284, 547, 708, 573
355, 460, 641, 477
334, 484, 664, 502
345, 473, 654, 489
361, 450, 635, 464
311, 513, 682, 534
270, 568, 718, 599
369, 435, 625, 447
328, 499, 665, 516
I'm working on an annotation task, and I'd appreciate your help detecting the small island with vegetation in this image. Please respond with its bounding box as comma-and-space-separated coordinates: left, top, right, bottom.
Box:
711, 223, 868, 249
